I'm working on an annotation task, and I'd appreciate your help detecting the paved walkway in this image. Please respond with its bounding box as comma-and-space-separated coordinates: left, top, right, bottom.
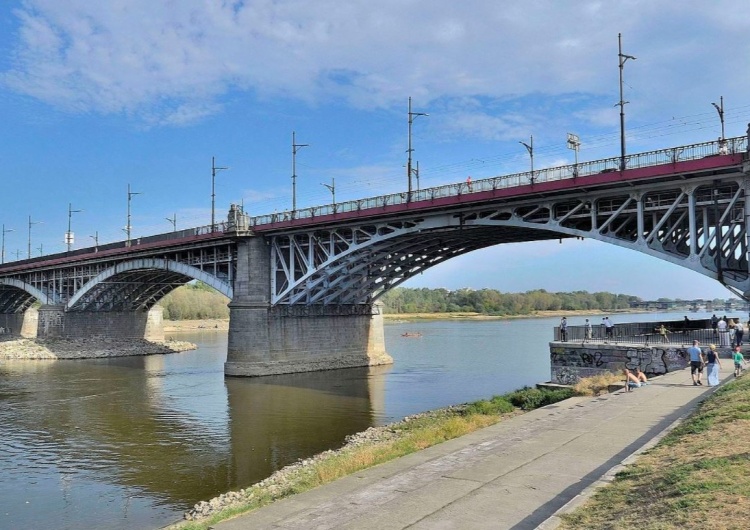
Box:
214, 367, 733, 530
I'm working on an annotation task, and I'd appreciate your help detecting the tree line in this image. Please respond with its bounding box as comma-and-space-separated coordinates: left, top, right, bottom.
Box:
380, 287, 640, 315
160, 282, 230, 320
158, 283, 642, 320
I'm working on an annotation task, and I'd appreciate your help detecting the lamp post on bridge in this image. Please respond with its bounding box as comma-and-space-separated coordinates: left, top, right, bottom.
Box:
211, 157, 229, 231
520, 135, 534, 184
126, 184, 141, 247
617, 32, 636, 171
712, 96, 726, 153
291, 131, 308, 216
166, 213, 177, 232
322, 178, 336, 213
567, 133, 581, 177
90, 232, 99, 252
66, 203, 83, 252
1, 225, 13, 264
407, 97, 428, 202
27, 216, 42, 259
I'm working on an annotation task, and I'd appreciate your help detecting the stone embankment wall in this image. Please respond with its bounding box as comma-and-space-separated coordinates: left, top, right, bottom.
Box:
549, 342, 696, 384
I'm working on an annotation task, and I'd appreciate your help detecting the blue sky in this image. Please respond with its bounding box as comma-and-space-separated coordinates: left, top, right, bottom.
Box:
1, 0, 749, 300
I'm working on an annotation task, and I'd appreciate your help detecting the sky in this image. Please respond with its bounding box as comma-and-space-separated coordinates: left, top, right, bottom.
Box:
1, 0, 749, 300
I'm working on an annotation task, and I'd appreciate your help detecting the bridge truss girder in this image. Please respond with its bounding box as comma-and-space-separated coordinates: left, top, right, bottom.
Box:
0, 245, 235, 312
269, 172, 750, 305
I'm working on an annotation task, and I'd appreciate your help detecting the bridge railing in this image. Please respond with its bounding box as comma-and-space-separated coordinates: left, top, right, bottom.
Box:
247, 136, 748, 227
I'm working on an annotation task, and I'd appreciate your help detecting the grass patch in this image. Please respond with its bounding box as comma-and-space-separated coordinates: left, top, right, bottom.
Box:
558, 375, 750, 529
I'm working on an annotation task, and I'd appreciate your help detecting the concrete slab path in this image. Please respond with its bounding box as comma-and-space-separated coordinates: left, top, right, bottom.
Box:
214, 367, 733, 530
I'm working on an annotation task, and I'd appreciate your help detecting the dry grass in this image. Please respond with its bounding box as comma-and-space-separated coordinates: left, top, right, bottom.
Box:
559, 375, 750, 529
574, 372, 624, 396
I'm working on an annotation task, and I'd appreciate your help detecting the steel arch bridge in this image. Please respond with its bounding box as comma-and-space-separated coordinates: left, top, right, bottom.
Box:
0, 135, 749, 318
263, 141, 750, 304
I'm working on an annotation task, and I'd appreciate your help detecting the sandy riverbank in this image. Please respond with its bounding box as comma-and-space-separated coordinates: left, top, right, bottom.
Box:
163, 310, 649, 331
0, 337, 196, 360
164, 319, 229, 332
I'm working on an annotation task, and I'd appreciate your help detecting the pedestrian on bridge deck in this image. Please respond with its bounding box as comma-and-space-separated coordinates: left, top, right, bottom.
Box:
559, 317, 568, 342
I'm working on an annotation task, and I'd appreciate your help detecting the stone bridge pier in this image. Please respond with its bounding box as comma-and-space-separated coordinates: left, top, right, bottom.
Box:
225, 237, 393, 377
0, 308, 38, 338
36, 305, 165, 341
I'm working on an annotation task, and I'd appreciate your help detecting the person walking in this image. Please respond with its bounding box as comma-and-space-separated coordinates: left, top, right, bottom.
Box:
603, 317, 614, 341
658, 324, 669, 343
687, 340, 705, 386
560, 317, 568, 342
733, 346, 746, 378
584, 318, 593, 342
734, 320, 744, 347
705, 344, 722, 387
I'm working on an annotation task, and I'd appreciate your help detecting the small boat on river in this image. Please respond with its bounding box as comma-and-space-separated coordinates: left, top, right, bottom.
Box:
401, 332, 422, 338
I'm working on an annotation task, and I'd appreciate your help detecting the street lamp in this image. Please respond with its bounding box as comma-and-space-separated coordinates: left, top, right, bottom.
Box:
407, 97, 428, 202
66, 203, 83, 252
520, 135, 534, 184
292, 131, 309, 215
166, 213, 177, 232
567, 133, 581, 176
1, 225, 13, 264
126, 184, 141, 246
712, 96, 726, 153
90, 232, 99, 251
322, 178, 336, 213
211, 157, 229, 231
28, 216, 42, 259
617, 32, 636, 171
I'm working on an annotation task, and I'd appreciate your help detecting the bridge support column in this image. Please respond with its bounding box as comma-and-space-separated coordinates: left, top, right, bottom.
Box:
36, 305, 164, 341
225, 237, 393, 377
0, 308, 38, 338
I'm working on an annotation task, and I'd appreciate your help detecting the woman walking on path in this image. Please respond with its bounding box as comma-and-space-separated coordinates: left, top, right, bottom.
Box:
706, 344, 722, 387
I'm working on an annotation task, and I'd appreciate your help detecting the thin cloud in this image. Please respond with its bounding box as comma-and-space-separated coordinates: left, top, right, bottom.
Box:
2, 0, 749, 127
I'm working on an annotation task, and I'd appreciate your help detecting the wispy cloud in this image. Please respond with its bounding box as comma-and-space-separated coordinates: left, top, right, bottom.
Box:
2, 0, 749, 128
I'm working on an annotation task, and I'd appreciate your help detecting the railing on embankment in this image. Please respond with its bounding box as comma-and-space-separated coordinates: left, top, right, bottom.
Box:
554, 317, 746, 346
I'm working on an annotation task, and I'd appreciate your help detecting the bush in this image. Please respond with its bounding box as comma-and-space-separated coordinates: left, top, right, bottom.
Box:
506, 387, 574, 410
463, 396, 514, 416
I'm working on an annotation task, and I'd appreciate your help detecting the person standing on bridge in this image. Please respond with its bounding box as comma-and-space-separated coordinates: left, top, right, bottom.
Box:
559, 317, 568, 341
603, 317, 614, 341
687, 340, 705, 386
584, 319, 593, 342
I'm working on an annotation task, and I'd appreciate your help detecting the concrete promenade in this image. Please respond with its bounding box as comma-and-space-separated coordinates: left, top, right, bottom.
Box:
214, 367, 732, 530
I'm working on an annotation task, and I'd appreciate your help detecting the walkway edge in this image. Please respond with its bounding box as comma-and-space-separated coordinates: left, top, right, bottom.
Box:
536, 387, 714, 529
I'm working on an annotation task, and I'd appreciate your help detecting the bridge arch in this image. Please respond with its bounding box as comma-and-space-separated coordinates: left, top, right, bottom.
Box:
271, 174, 750, 304
67, 258, 233, 311
0, 278, 56, 311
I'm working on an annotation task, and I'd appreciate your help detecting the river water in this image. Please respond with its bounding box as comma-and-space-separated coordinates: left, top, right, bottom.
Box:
0, 311, 712, 529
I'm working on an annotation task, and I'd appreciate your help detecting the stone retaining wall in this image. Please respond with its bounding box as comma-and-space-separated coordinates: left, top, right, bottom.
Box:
549, 341, 699, 385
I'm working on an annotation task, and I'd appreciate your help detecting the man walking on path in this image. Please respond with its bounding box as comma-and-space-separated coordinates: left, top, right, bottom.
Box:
687, 339, 705, 386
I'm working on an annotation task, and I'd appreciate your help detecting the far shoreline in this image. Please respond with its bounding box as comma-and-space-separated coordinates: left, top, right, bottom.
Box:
163, 308, 654, 332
